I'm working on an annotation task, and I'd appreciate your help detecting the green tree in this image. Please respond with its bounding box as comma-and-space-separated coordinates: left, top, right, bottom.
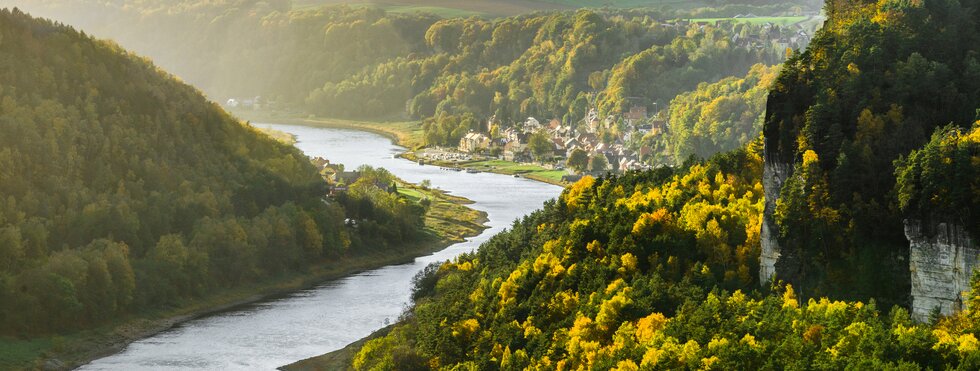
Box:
528, 131, 554, 162
567, 148, 590, 173
589, 155, 608, 172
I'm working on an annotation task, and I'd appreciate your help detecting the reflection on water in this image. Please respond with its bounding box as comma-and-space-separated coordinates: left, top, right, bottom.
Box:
79, 124, 561, 370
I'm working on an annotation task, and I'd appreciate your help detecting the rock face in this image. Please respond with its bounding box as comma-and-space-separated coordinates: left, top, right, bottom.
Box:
905, 220, 977, 322
760, 159, 791, 284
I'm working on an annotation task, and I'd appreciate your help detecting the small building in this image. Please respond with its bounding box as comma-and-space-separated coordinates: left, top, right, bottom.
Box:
548, 119, 562, 131
459, 132, 491, 153
523, 117, 542, 133
503, 141, 530, 162
563, 138, 581, 151
650, 118, 669, 135
576, 133, 599, 151
624, 105, 648, 124
336, 171, 361, 185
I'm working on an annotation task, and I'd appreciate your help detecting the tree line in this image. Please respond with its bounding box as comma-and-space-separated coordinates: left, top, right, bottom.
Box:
11, 1, 793, 124
0, 9, 426, 335
352, 140, 980, 369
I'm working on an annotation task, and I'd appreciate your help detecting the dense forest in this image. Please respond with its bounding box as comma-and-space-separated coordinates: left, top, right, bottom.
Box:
895, 125, 978, 238
332, 0, 980, 368
10, 1, 798, 125
664, 63, 779, 162
353, 134, 979, 369
4, 0, 825, 166
763, 0, 980, 306
0, 9, 426, 335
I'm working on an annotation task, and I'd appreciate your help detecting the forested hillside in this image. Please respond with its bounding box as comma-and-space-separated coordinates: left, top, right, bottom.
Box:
0, 8, 425, 336
665, 63, 779, 162
317, 0, 980, 368
351, 140, 979, 369
9, 1, 799, 126
762, 0, 979, 307
895, 125, 979, 238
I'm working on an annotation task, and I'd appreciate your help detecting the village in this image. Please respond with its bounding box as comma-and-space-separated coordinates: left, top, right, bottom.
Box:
416, 103, 669, 183
231, 18, 815, 184
412, 18, 814, 182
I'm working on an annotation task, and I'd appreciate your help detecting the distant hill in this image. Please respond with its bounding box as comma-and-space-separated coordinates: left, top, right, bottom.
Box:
6, 0, 817, 117
8, 0, 823, 20
0, 8, 422, 338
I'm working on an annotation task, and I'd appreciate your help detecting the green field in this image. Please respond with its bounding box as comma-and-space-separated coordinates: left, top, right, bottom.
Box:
463, 159, 569, 184
0, 337, 53, 370
397, 187, 424, 201
377, 5, 488, 17
396, 181, 488, 241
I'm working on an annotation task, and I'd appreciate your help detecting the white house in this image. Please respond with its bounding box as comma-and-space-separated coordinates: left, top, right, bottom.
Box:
523, 117, 542, 133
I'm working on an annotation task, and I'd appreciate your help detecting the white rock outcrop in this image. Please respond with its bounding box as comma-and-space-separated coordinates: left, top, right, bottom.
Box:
905, 220, 977, 322
760, 160, 791, 284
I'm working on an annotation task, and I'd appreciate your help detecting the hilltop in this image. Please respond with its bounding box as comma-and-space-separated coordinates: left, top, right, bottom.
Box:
0, 8, 467, 369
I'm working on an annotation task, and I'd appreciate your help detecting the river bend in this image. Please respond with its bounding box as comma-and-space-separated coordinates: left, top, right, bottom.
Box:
79, 124, 562, 370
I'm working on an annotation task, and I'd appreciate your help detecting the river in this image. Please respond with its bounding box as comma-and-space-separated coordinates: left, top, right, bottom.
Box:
78, 124, 562, 370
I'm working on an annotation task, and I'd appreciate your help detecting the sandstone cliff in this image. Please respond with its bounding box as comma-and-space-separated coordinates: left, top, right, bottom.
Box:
905, 220, 977, 322
759, 158, 789, 284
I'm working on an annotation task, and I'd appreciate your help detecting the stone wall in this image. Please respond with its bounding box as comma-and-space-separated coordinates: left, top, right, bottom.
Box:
905, 220, 977, 322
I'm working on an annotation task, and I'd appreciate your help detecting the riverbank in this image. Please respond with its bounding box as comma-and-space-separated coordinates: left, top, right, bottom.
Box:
1, 177, 487, 371
403, 152, 569, 186
236, 110, 571, 187
280, 325, 394, 371
235, 109, 425, 149
255, 125, 297, 144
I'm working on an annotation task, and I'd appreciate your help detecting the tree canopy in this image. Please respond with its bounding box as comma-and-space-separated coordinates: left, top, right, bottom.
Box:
9, 2, 793, 125
349, 144, 980, 369
763, 0, 980, 306
0, 9, 425, 335
667, 63, 779, 163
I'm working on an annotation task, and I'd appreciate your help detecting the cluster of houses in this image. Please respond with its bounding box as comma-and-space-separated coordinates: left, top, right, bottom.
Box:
457, 105, 668, 174
453, 17, 816, 176
311, 157, 355, 195
729, 21, 812, 51
225, 96, 264, 110
665, 15, 815, 52
310, 157, 401, 197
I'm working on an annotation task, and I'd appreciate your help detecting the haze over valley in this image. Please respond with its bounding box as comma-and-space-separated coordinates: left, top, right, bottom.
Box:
0, 0, 977, 369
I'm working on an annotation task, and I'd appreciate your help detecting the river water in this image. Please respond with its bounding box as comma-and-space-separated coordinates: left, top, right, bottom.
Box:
78, 124, 562, 370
